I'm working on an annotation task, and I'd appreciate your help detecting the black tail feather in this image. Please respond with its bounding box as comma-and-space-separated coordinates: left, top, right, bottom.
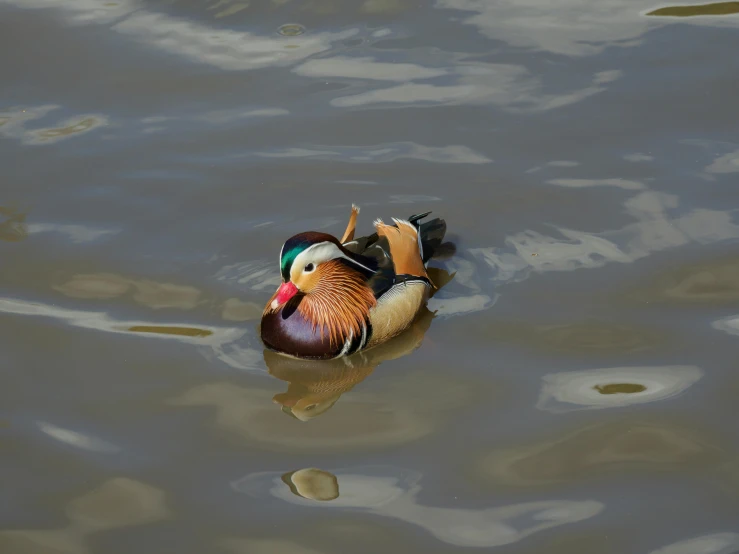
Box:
407, 211, 447, 263
408, 211, 432, 225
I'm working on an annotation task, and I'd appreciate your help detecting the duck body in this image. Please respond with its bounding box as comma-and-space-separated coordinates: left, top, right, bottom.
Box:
260, 207, 446, 360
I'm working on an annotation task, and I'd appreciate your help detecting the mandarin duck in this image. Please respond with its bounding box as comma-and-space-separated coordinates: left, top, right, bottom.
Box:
261, 205, 446, 359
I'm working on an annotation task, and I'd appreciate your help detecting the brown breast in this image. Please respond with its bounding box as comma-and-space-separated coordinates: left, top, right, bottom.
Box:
260, 304, 344, 360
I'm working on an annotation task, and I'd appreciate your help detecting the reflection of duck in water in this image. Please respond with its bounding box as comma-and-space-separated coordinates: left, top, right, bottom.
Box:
260, 204, 448, 359
265, 283, 446, 421
266, 351, 372, 420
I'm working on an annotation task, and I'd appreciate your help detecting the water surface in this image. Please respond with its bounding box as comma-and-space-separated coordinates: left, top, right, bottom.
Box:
2, 0, 739, 552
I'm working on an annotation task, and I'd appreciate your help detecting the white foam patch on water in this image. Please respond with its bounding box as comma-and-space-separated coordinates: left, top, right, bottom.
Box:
0, 296, 265, 372
470, 191, 739, 284
547, 178, 645, 190
651, 532, 739, 554
196, 108, 289, 124
295, 56, 448, 81
232, 465, 604, 548
114, 12, 357, 72
624, 153, 654, 162
27, 224, 118, 243
537, 365, 703, 412
706, 148, 739, 174
324, 64, 620, 112
0, 296, 245, 346
293, 50, 623, 112
371, 28, 393, 38
0, 0, 357, 72
37, 422, 120, 454
0, 0, 141, 23
0, 105, 108, 146
427, 294, 496, 317
254, 142, 492, 164
207, 344, 266, 373
712, 316, 739, 337
436, 0, 739, 57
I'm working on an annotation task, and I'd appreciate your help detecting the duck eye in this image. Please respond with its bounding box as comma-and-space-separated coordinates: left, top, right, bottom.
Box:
304, 263, 315, 272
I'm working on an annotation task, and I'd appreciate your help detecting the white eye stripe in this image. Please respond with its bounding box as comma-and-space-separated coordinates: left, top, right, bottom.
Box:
292, 242, 340, 270
290, 241, 375, 280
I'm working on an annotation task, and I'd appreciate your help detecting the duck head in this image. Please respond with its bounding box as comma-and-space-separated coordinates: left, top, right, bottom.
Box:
265, 232, 377, 312
262, 232, 378, 350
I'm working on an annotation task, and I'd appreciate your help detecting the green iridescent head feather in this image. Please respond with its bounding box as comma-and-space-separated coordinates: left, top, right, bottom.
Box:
279, 232, 326, 281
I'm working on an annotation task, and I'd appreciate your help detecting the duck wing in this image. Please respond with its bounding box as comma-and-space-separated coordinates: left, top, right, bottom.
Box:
341, 234, 393, 299
342, 211, 446, 299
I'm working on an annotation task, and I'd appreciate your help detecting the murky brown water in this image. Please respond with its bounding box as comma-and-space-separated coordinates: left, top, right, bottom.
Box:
3, 1, 739, 552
